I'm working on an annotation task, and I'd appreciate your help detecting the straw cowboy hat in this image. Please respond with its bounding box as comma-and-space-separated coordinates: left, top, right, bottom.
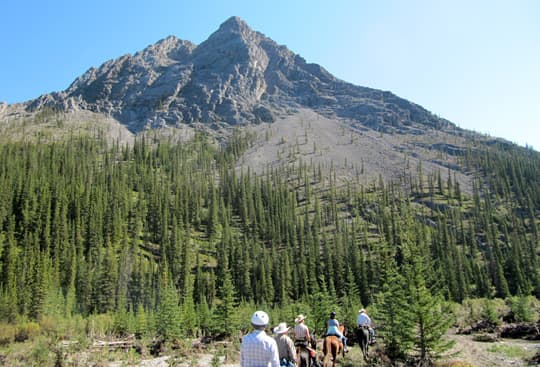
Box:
294, 314, 306, 323
358, 308, 366, 313
273, 322, 290, 334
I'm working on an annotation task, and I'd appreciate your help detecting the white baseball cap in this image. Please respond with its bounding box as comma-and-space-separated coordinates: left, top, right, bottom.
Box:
251, 310, 270, 326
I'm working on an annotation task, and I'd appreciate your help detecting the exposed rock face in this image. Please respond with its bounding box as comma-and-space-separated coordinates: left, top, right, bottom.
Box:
26, 16, 451, 133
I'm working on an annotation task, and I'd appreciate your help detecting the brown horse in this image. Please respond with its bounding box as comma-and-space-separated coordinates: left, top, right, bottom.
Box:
322, 325, 346, 367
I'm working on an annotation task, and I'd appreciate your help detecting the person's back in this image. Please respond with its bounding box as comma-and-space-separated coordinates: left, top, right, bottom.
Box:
357, 309, 376, 344
242, 330, 280, 366
241, 311, 280, 367
326, 316, 340, 336
273, 323, 296, 367
325, 311, 348, 352
293, 314, 310, 344
357, 311, 371, 327
294, 322, 310, 342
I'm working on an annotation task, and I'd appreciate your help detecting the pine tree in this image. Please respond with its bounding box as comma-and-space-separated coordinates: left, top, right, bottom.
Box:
155, 267, 181, 340
403, 237, 455, 362
212, 270, 237, 336
374, 257, 414, 360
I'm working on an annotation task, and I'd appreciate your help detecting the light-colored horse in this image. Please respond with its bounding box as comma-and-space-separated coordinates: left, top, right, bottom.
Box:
322, 325, 346, 367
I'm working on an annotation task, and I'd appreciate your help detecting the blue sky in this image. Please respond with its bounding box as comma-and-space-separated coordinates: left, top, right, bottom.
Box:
1, 0, 539, 150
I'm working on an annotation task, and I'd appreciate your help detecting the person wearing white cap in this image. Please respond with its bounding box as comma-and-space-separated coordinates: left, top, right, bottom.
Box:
273, 322, 296, 367
241, 311, 280, 367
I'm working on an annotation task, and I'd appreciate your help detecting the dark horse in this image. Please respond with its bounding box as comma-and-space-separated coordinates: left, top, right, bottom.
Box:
356, 325, 370, 362
297, 336, 318, 367
322, 325, 346, 367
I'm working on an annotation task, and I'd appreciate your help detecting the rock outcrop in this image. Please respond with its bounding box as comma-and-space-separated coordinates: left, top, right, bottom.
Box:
25, 16, 452, 133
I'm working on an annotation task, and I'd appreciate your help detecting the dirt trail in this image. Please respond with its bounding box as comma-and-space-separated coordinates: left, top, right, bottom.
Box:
445, 334, 539, 367
102, 333, 539, 367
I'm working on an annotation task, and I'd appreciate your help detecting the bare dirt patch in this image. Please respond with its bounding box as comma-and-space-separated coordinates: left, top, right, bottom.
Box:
445, 334, 539, 367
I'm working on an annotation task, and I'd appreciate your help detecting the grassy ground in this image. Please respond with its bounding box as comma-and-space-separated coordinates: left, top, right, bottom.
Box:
1, 331, 539, 366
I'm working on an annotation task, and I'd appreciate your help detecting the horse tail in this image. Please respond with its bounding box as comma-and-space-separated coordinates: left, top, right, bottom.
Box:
356, 326, 369, 361
322, 337, 331, 367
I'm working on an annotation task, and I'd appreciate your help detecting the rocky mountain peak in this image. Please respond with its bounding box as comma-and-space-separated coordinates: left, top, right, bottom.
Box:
22, 16, 451, 134
217, 16, 253, 36
136, 35, 196, 63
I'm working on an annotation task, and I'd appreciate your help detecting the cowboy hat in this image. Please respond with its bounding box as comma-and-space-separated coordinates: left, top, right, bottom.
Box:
358, 308, 366, 313
273, 322, 290, 334
294, 314, 306, 323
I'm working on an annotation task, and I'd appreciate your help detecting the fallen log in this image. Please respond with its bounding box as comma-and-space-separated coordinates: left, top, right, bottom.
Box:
92, 335, 136, 350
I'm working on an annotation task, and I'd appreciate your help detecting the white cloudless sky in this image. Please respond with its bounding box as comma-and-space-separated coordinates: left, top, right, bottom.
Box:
1, 0, 539, 150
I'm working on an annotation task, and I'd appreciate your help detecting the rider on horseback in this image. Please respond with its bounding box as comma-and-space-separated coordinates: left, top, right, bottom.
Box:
294, 314, 318, 366
357, 309, 375, 344
294, 314, 311, 347
326, 311, 348, 353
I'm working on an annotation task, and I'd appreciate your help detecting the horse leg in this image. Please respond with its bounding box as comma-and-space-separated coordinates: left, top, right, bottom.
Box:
299, 349, 310, 367
360, 330, 369, 362
323, 353, 330, 367
333, 343, 340, 367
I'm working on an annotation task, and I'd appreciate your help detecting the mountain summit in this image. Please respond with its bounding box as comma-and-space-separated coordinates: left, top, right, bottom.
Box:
26, 16, 449, 133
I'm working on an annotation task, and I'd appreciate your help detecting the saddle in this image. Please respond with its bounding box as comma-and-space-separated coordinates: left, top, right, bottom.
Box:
296, 340, 317, 358
324, 333, 341, 338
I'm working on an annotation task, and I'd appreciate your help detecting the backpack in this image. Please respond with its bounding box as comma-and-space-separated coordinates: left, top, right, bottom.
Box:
280, 358, 296, 367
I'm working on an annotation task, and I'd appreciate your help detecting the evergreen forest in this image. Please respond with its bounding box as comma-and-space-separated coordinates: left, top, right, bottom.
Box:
0, 128, 539, 362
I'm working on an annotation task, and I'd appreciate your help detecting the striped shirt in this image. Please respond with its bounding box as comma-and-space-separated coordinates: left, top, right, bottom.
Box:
294, 323, 310, 341
240, 330, 280, 367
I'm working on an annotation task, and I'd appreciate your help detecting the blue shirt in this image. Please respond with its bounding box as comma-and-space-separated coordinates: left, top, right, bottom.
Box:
326, 318, 341, 335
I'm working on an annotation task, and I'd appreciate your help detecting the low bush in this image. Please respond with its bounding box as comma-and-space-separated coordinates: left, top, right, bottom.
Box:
39, 315, 59, 336
0, 323, 16, 345
15, 321, 41, 342
30, 337, 53, 365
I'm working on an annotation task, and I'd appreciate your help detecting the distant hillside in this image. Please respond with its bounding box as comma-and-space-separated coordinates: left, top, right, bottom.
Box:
0, 17, 525, 192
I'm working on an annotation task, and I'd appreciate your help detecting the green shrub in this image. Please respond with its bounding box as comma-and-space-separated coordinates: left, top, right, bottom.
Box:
509, 295, 535, 322
30, 337, 53, 365
86, 313, 115, 338
39, 315, 59, 336
483, 299, 500, 325
0, 322, 16, 345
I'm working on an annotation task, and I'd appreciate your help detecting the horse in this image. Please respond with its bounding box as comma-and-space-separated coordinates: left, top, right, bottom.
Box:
322, 325, 346, 367
356, 325, 370, 362
297, 335, 318, 367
